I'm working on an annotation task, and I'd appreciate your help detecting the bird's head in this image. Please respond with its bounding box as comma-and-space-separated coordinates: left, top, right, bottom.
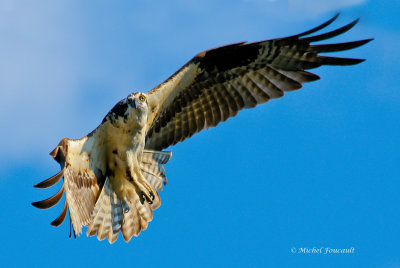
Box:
125, 92, 149, 122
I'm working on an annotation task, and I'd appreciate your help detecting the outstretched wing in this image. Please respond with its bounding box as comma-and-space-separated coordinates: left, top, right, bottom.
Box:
32, 136, 104, 237
144, 14, 372, 150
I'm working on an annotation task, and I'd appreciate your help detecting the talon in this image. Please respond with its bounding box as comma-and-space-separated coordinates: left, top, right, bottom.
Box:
139, 193, 145, 205
141, 191, 153, 205
146, 193, 153, 205
133, 174, 156, 205
123, 201, 130, 213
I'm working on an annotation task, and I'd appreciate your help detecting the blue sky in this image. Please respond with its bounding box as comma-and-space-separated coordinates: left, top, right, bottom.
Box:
0, 0, 399, 267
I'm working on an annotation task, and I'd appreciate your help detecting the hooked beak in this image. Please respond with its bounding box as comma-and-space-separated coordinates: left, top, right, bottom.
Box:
130, 100, 137, 109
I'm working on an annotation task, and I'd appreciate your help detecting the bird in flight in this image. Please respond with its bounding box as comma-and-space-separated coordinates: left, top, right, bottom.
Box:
32, 14, 372, 244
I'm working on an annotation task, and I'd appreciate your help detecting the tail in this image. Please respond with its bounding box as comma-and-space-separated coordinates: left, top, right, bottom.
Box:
141, 149, 172, 190
86, 149, 172, 243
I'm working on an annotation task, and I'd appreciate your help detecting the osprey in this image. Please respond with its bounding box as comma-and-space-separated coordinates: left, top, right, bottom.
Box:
33, 14, 372, 243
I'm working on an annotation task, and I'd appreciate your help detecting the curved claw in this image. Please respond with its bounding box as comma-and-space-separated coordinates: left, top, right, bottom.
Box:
141, 192, 154, 205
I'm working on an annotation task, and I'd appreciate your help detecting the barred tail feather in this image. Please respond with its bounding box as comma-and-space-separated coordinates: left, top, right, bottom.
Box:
121, 198, 141, 241
87, 175, 159, 243
87, 178, 122, 244
121, 186, 145, 242
141, 150, 172, 190
86, 149, 172, 243
120, 180, 154, 242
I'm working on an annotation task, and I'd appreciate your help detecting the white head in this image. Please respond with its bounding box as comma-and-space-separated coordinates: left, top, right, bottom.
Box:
125, 92, 149, 125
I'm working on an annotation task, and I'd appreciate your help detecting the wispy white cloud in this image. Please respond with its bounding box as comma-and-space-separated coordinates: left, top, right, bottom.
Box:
0, 0, 374, 170
0, 1, 88, 161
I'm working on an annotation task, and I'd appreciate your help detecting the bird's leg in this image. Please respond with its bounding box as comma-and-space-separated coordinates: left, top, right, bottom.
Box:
124, 136, 154, 204
127, 168, 155, 204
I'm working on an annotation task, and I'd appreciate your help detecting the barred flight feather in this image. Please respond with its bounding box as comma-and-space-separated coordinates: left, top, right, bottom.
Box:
145, 15, 372, 150
33, 136, 171, 243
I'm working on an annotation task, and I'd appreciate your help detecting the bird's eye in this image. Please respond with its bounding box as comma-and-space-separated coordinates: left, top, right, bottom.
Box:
139, 95, 146, 102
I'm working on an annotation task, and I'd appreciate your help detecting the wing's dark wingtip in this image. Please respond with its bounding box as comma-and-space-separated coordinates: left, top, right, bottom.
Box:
297, 13, 340, 37
50, 202, 68, 227
320, 56, 366, 66
33, 169, 64, 188
302, 18, 361, 43
31, 184, 64, 209
366, 38, 375, 43
352, 17, 360, 26
311, 38, 374, 53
